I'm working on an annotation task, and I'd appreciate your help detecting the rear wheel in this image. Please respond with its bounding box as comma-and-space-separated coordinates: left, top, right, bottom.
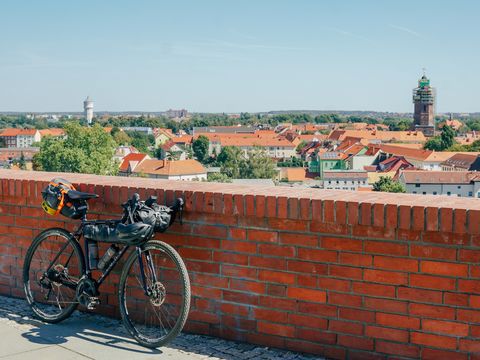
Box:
23, 228, 85, 323
119, 240, 190, 348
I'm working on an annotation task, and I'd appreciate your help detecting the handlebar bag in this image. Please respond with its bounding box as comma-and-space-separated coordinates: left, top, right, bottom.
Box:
133, 203, 173, 233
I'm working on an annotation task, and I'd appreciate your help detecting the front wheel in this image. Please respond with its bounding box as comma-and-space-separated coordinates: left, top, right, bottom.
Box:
119, 240, 191, 348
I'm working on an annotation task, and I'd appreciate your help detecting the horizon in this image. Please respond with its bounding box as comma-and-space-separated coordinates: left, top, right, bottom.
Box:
1, 0, 479, 113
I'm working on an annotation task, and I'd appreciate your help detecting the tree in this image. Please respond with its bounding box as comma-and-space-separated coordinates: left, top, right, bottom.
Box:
440, 125, 455, 149
218, 146, 244, 178
372, 176, 406, 193
241, 148, 277, 179
111, 127, 131, 145
207, 173, 232, 183
192, 135, 210, 163
424, 125, 456, 151
34, 122, 118, 175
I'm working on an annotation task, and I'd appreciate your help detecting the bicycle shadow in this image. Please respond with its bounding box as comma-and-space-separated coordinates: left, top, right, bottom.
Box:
0, 308, 161, 355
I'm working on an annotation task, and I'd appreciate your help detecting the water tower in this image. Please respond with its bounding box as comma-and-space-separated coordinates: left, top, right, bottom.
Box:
83, 96, 94, 125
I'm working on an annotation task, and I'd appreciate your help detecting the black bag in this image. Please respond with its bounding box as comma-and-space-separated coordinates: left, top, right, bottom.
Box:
123, 195, 183, 233
83, 221, 153, 245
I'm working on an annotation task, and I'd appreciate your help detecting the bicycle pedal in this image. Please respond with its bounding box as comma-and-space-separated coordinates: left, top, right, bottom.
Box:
87, 297, 100, 310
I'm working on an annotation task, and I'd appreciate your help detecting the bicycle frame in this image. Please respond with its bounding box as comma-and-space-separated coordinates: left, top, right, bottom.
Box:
69, 216, 152, 295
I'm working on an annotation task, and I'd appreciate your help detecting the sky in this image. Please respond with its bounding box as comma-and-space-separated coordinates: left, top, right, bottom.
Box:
0, 0, 478, 113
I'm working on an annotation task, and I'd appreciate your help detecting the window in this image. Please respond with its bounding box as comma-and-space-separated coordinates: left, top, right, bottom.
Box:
458, 186, 461, 189
413, 191, 417, 194
433, 191, 437, 195
447, 192, 451, 196
469, 191, 473, 197
415, 184, 420, 188
422, 192, 426, 195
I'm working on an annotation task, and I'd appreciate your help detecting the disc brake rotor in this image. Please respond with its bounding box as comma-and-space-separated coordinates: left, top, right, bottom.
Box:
149, 282, 166, 307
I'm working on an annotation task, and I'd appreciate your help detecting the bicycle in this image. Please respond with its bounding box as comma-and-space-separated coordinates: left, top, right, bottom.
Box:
22, 188, 191, 348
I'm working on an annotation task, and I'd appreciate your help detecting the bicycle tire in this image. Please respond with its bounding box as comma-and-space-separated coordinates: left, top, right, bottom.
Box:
23, 227, 85, 323
118, 240, 191, 348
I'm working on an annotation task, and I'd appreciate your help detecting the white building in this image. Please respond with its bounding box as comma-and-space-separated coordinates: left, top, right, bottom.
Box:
399, 170, 480, 198
322, 171, 370, 191
84, 96, 94, 124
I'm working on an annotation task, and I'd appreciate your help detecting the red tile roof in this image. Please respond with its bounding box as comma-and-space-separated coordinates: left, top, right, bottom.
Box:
133, 159, 206, 176
119, 153, 150, 172
329, 130, 426, 143
400, 170, 480, 184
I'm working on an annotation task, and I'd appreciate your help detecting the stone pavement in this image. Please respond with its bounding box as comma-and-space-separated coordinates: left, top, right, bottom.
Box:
0, 295, 322, 360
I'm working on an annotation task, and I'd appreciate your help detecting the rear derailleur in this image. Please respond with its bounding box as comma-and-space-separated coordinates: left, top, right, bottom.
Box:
76, 277, 100, 310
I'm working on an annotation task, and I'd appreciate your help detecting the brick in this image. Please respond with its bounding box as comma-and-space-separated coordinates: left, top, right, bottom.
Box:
279, 233, 318, 247
258, 243, 295, 257
324, 200, 334, 223
353, 282, 395, 298
248, 229, 277, 243
398, 287, 443, 303
364, 241, 407, 256
364, 297, 407, 314
352, 225, 395, 240
420, 260, 468, 277
259, 270, 295, 284
329, 265, 362, 280
410, 274, 456, 291
297, 248, 337, 263
335, 201, 347, 225
194, 273, 228, 288
254, 308, 288, 323
339, 253, 372, 267
376, 313, 420, 329
289, 313, 328, 329
410, 244, 456, 260
312, 199, 322, 221
409, 303, 455, 320
266, 196, 277, 218
329, 320, 363, 335
373, 256, 418, 272
459, 248, 480, 262
230, 279, 265, 294
259, 297, 296, 311
411, 332, 456, 350
364, 269, 407, 285
266, 283, 286, 297
298, 301, 337, 317
422, 348, 467, 360
398, 205, 411, 230
458, 279, 480, 293
318, 277, 351, 292
365, 325, 408, 342
322, 237, 362, 252
329, 293, 362, 308
213, 251, 248, 265
192, 224, 227, 238
445, 292, 468, 306
299, 198, 311, 221
468, 209, 480, 234
459, 339, 480, 353
221, 240, 256, 253
310, 221, 349, 235
296, 328, 337, 345
338, 335, 373, 351
223, 290, 259, 305
440, 207, 453, 232
221, 264, 257, 279
287, 287, 326, 303
287, 260, 327, 275
457, 309, 480, 323
220, 303, 250, 317
339, 308, 374, 323
422, 319, 469, 337
249, 256, 286, 270
375, 341, 419, 358
229, 228, 246, 240
269, 218, 308, 232
257, 321, 295, 338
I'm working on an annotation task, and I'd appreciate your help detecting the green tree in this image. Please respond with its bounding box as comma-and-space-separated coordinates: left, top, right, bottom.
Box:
218, 146, 244, 178
440, 125, 455, 149
192, 135, 210, 163
241, 147, 277, 179
207, 173, 232, 183
423, 137, 444, 151
111, 127, 131, 145
372, 176, 406, 193
34, 122, 118, 175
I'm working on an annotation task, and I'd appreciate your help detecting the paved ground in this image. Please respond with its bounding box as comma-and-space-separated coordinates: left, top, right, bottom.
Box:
0, 295, 322, 360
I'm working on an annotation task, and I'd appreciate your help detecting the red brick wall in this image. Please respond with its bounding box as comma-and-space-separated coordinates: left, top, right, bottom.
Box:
1, 169, 480, 359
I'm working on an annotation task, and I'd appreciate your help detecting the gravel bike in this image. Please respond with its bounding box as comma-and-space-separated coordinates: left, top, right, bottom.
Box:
23, 190, 190, 348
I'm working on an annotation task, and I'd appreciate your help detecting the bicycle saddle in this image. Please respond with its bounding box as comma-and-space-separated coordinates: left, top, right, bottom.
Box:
67, 190, 99, 200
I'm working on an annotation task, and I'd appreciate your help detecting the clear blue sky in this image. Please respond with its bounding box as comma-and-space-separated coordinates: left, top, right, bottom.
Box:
0, 0, 478, 113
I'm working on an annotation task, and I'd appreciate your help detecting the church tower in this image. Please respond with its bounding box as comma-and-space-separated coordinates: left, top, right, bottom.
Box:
412, 72, 435, 136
